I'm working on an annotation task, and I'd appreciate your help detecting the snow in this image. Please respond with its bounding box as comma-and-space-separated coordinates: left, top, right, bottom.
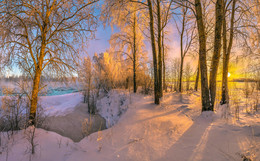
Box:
40, 89, 131, 127
0, 128, 77, 161
40, 92, 82, 116
0, 81, 82, 117
0, 92, 82, 118
42, 103, 106, 142
0, 90, 259, 161
96, 90, 130, 127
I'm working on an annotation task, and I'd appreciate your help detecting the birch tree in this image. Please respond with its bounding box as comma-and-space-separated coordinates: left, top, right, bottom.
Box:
79, 56, 93, 113
147, 0, 160, 104
173, 1, 196, 92
194, 59, 200, 91
209, 0, 224, 109
157, 0, 173, 97
104, 1, 146, 93
0, 0, 98, 125
194, 0, 212, 111
221, 0, 236, 105
173, 0, 224, 111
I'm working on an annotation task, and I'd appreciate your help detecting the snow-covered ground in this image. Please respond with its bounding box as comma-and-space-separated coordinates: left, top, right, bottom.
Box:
0, 90, 132, 142
40, 92, 83, 116
1, 90, 259, 161
0, 89, 130, 131
96, 90, 130, 127
0, 92, 82, 118
41, 90, 131, 126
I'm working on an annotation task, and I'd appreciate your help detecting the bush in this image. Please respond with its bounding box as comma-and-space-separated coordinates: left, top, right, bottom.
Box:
0, 88, 46, 134
0, 89, 26, 134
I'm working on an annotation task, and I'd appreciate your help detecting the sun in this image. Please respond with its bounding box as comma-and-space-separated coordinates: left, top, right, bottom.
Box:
228, 72, 231, 77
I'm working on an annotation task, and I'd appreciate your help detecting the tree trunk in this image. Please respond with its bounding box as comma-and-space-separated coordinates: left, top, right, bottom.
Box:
221, 0, 236, 104
257, 69, 260, 90
195, 59, 200, 91
29, 26, 46, 125
195, 0, 211, 111
179, 8, 186, 93
29, 68, 41, 125
87, 77, 91, 113
186, 78, 190, 91
209, 0, 224, 110
147, 0, 159, 104
221, 7, 228, 105
125, 77, 129, 89
179, 57, 184, 92
133, 11, 137, 93
157, 0, 163, 98
257, 72, 260, 90
84, 92, 87, 103
162, 30, 166, 92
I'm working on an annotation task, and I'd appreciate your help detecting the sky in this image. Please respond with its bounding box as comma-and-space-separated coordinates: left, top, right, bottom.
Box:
3, 20, 198, 77
84, 25, 112, 58
83, 20, 197, 67
82, 2, 196, 67
84, 21, 182, 57
2, 4, 197, 77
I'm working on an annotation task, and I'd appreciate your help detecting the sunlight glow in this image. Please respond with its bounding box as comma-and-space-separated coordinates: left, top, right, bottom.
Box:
228, 73, 231, 77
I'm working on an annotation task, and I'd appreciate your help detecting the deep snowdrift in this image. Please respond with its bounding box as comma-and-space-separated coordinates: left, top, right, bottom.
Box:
0, 92, 259, 161
42, 103, 106, 142
0, 90, 131, 142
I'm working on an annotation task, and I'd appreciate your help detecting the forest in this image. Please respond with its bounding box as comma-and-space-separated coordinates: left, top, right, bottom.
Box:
0, 0, 259, 161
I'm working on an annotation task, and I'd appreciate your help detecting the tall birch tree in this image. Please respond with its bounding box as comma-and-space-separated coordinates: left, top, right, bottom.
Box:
0, 0, 98, 125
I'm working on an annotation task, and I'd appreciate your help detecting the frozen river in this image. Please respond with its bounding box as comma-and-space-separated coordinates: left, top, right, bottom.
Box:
0, 81, 80, 96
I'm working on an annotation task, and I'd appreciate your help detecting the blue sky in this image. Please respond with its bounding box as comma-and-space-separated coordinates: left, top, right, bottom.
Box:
84, 20, 185, 60
5, 21, 196, 77
4, 4, 199, 77
84, 25, 112, 58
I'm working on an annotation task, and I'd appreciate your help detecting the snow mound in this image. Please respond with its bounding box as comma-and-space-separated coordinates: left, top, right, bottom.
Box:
42, 103, 106, 142
197, 111, 217, 122
0, 128, 77, 161
216, 104, 230, 118
96, 90, 130, 127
